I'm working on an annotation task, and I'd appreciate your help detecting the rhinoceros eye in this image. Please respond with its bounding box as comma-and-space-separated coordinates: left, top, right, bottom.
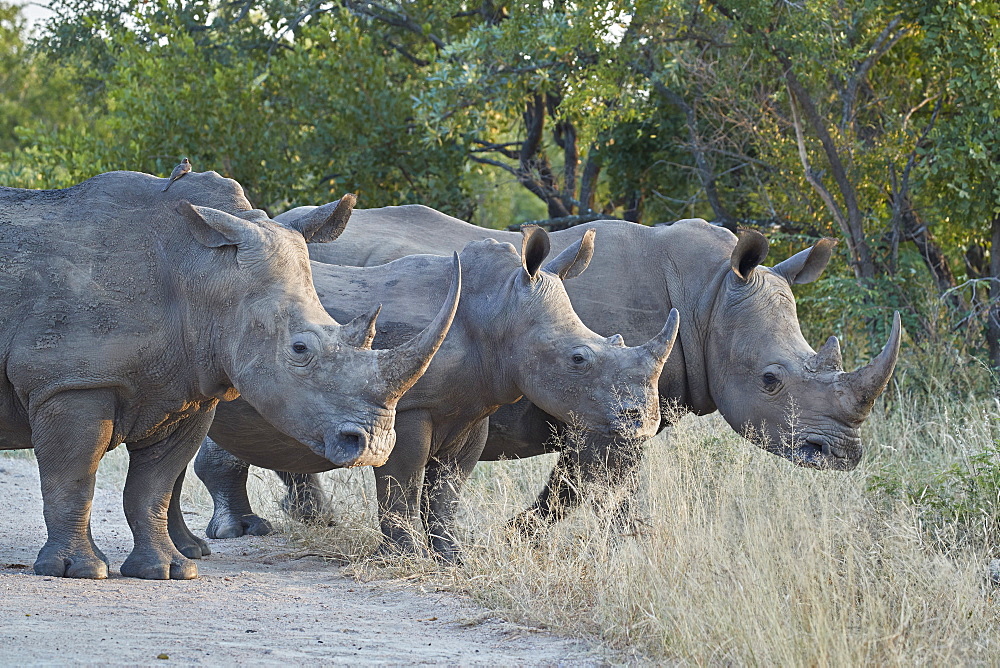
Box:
762, 372, 780, 390
292, 341, 309, 354
569, 347, 593, 372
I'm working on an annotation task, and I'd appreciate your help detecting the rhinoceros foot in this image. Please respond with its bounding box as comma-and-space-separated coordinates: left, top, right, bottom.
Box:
205, 511, 274, 539
427, 539, 462, 565
169, 523, 212, 559
374, 533, 433, 561
120, 549, 198, 580
277, 471, 333, 522
34, 542, 110, 579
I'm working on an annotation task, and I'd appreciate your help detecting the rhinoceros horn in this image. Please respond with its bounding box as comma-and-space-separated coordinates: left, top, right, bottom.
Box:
839, 311, 902, 415
342, 304, 381, 349
376, 252, 462, 396
639, 308, 681, 366
812, 335, 844, 372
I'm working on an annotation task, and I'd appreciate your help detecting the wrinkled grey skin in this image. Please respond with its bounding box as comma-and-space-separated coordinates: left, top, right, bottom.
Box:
285, 205, 900, 528
0, 173, 458, 580
193, 227, 679, 560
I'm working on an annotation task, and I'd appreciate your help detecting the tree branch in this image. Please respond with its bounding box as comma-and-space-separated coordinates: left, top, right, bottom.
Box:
579, 146, 602, 213
841, 15, 908, 131
468, 154, 518, 176
656, 81, 735, 228
384, 37, 429, 66
788, 86, 852, 245
341, 1, 447, 50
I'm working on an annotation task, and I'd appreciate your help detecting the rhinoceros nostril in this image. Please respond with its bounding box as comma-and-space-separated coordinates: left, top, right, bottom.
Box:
324, 424, 370, 466
809, 440, 848, 459
339, 426, 367, 451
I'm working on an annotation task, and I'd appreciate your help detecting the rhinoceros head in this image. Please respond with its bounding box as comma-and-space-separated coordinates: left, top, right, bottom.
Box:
462, 226, 679, 452
707, 229, 901, 471
175, 196, 460, 468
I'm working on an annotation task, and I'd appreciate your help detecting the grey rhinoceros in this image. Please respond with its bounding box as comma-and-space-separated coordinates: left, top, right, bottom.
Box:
0, 172, 459, 579
272, 205, 901, 529
191, 226, 679, 560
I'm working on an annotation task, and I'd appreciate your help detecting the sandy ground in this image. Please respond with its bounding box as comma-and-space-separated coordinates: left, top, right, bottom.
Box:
0, 456, 605, 666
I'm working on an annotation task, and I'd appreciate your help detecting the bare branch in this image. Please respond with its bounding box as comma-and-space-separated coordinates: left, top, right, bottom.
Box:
903, 94, 941, 131
788, 86, 851, 241
384, 37, 429, 66
470, 139, 521, 160
468, 154, 518, 176
655, 81, 735, 227
579, 147, 602, 213
268, 0, 325, 58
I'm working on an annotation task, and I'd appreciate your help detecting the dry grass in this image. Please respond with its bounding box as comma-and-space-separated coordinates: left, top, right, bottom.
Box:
286, 394, 1000, 664
4, 388, 999, 664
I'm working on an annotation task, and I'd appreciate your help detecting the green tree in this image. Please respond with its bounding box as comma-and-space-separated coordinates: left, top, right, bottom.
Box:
0, 2, 82, 163
911, 0, 1000, 366
25, 2, 473, 214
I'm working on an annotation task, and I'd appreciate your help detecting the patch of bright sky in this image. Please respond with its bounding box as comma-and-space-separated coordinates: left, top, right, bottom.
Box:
18, 2, 54, 33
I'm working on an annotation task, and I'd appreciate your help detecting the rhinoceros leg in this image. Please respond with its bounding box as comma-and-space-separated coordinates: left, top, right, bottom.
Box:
423, 419, 489, 563
166, 470, 211, 559
506, 447, 583, 536
119, 411, 213, 580
374, 409, 433, 557
193, 438, 274, 539
275, 471, 332, 521
32, 390, 115, 579
508, 434, 644, 536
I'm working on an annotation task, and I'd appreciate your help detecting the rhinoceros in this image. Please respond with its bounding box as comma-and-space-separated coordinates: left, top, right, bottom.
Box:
267, 205, 901, 530
0, 173, 459, 579
190, 226, 679, 560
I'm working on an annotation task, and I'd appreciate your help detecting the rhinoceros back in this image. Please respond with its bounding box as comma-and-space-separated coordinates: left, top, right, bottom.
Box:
304, 205, 515, 266
0, 170, 254, 441
311, 253, 453, 350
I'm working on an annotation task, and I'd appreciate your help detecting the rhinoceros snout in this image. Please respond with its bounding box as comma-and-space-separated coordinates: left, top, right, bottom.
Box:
791, 435, 861, 471
604, 406, 657, 442
323, 422, 395, 468
611, 408, 648, 436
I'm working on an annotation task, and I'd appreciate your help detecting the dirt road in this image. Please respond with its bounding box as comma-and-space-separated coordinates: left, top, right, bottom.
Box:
0, 456, 603, 666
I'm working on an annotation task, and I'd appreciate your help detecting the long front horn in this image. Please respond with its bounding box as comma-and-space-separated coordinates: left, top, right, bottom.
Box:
375, 252, 462, 396
639, 308, 681, 367
840, 311, 902, 415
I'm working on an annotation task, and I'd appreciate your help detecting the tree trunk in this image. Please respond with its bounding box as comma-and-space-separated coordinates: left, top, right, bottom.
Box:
989, 214, 1000, 370
623, 191, 643, 223
895, 193, 964, 311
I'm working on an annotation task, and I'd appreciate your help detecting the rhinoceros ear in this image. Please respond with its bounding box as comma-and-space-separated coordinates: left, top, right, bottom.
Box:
773, 238, 837, 285
177, 200, 260, 249
730, 229, 769, 282
288, 194, 356, 244
234, 208, 271, 223
544, 228, 595, 280
520, 225, 551, 280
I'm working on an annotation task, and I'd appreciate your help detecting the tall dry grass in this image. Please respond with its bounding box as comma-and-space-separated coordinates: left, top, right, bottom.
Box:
4, 381, 998, 663
285, 392, 1000, 664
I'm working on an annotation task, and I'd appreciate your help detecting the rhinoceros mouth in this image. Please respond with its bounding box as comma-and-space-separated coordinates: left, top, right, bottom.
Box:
784, 436, 860, 471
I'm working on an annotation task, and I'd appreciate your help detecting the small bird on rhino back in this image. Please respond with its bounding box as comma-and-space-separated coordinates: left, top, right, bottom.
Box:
162, 157, 192, 192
